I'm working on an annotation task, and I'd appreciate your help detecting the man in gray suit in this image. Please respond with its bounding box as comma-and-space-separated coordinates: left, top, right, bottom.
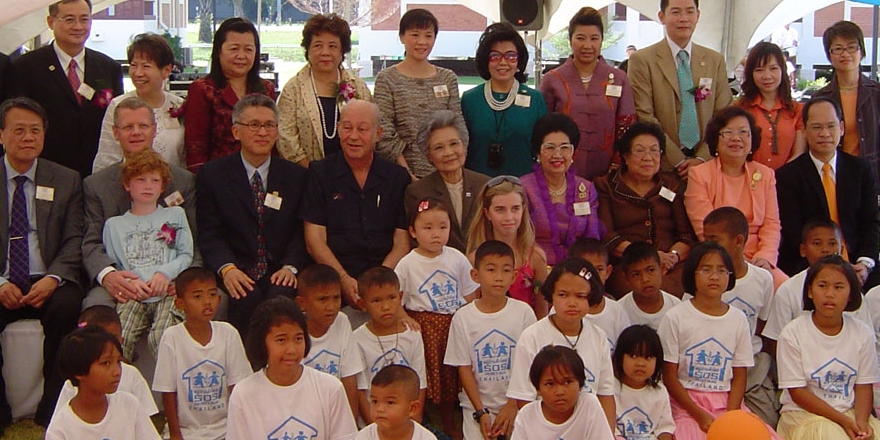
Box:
0, 97, 84, 428
82, 97, 197, 308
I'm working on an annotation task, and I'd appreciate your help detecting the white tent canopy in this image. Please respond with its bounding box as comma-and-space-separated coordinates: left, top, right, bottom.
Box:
0, 0, 844, 66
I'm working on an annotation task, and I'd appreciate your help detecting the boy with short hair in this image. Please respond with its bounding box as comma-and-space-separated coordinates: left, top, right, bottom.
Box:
295, 263, 363, 418
762, 219, 873, 351
103, 150, 194, 360
153, 267, 252, 440
616, 242, 680, 330
352, 267, 427, 424
701, 207, 778, 426
569, 238, 630, 351
355, 365, 435, 440
54, 305, 158, 420
445, 241, 537, 440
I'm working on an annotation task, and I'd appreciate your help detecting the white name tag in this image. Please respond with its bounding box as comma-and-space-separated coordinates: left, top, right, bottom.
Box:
164, 118, 181, 129
514, 93, 531, 107
77, 83, 95, 100
264, 192, 283, 210
573, 201, 591, 216
164, 190, 184, 207
659, 186, 676, 202
433, 84, 449, 98
36, 186, 54, 201
699, 78, 713, 89
605, 85, 623, 97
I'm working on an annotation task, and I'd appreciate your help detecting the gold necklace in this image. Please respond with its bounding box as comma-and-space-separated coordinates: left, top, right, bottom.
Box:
839, 84, 858, 91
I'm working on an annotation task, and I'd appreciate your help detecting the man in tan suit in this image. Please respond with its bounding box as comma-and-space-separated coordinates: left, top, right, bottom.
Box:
628, 0, 732, 177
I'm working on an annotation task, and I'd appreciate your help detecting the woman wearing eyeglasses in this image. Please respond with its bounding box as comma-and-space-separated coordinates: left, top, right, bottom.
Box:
462, 22, 547, 177
684, 106, 788, 289
540, 7, 635, 181
594, 122, 695, 298
521, 113, 601, 266
814, 20, 880, 186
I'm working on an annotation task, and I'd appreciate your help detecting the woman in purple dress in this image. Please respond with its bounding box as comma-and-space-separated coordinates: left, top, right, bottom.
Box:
521, 113, 602, 265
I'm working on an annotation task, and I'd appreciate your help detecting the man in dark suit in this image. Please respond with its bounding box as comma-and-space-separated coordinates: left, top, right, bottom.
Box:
82, 97, 197, 309
0, 98, 84, 430
776, 97, 880, 287
8, 0, 123, 177
0, 53, 10, 102
197, 94, 309, 335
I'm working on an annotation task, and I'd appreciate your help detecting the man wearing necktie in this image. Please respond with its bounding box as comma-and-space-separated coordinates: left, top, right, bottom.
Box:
196, 94, 309, 336
627, 0, 732, 179
7, 0, 123, 178
0, 98, 84, 430
776, 97, 880, 288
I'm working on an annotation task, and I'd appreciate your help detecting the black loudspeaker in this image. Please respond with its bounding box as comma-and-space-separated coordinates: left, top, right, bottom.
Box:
500, 0, 544, 31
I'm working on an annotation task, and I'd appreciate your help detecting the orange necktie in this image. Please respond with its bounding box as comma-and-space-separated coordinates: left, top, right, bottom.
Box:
822, 163, 849, 260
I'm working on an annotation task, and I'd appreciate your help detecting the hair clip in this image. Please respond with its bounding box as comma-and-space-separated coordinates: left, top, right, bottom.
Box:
418, 199, 431, 212
578, 268, 592, 280
77, 321, 88, 329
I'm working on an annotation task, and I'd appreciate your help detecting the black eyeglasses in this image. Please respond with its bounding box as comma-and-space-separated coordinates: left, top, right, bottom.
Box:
486, 175, 522, 188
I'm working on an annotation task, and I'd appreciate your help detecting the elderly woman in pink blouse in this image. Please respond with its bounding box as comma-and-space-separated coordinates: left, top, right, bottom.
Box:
522, 113, 602, 265
684, 106, 788, 289
540, 6, 636, 180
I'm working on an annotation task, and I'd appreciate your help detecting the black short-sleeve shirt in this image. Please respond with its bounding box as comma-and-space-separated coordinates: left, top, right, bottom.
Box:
300, 152, 409, 278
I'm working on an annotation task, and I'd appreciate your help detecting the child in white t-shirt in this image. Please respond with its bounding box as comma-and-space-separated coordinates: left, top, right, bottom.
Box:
46, 326, 160, 440
762, 220, 872, 356
53, 305, 157, 421
506, 257, 616, 432
227, 297, 356, 440
355, 364, 436, 440
352, 266, 428, 424
702, 207, 777, 426
444, 240, 537, 440
396, 198, 478, 436
571, 238, 631, 352
153, 267, 252, 440
616, 242, 680, 331
511, 345, 614, 440
295, 264, 363, 418
658, 242, 779, 440
612, 325, 674, 440
776, 255, 880, 440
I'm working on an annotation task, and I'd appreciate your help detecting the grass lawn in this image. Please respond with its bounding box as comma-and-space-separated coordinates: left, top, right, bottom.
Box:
185, 22, 312, 63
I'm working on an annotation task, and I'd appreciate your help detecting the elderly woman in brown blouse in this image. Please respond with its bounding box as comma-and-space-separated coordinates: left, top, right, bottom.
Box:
594, 122, 696, 297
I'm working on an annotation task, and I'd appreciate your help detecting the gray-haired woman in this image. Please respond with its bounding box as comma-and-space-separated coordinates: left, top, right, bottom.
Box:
405, 110, 490, 252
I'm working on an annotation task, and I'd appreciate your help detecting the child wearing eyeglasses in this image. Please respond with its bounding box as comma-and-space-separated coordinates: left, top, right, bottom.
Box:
467, 175, 549, 318
657, 242, 780, 440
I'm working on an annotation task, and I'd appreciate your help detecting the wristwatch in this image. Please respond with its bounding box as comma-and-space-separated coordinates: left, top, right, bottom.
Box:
670, 249, 681, 263
472, 407, 490, 422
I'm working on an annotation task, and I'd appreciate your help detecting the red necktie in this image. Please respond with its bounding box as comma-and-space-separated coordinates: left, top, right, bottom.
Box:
67, 59, 82, 105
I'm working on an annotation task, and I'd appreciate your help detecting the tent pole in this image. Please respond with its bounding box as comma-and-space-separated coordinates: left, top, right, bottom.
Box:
873, 5, 878, 80
721, 0, 733, 67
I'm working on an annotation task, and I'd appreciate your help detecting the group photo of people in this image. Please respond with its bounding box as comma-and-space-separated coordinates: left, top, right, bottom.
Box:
2, 0, 880, 439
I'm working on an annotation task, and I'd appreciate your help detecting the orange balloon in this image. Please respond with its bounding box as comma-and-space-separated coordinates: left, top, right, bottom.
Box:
707, 410, 770, 440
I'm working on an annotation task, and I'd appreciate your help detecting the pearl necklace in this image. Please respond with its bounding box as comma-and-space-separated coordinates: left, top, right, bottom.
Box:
484, 79, 519, 111
310, 66, 341, 139
548, 176, 567, 197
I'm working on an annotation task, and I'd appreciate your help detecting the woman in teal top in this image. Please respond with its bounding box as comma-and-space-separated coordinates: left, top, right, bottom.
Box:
463, 23, 547, 177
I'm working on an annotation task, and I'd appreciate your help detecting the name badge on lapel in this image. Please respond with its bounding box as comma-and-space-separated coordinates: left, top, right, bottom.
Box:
264, 192, 283, 210
698, 78, 713, 89
605, 85, 623, 97
77, 83, 96, 101
573, 202, 591, 216
514, 93, 531, 107
659, 186, 676, 202
164, 191, 184, 207
433, 85, 449, 98
36, 186, 54, 202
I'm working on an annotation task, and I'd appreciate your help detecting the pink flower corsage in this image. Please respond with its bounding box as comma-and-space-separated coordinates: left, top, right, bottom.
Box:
157, 222, 177, 248
169, 100, 186, 121
94, 88, 114, 108
336, 81, 358, 105
690, 84, 712, 103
